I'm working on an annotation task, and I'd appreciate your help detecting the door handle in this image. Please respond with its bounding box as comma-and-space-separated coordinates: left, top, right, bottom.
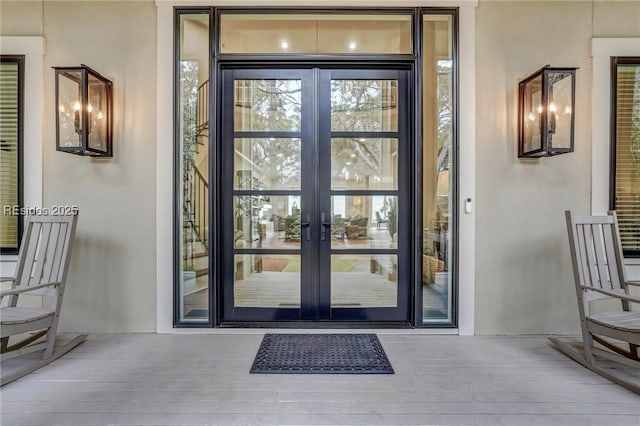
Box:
300, 212, 311, 241
320, 212, 331, 241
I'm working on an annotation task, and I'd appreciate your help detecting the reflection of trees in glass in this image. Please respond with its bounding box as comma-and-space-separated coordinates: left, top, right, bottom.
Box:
436, 61, 452, 175
237, 80, 302, 187
332, 80, 393, 131
180, 61, 199, 168
331, 138, 381, 186
236, 79, 301, 131
249, 138, 301, 188
236, 79, 399, 187
331, 80, 396, 184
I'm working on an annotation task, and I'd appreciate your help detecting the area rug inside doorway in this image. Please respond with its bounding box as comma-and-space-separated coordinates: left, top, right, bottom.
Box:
250, 334, 394, 374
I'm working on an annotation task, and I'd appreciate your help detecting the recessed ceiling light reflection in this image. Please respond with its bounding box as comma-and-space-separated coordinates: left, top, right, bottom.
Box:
348, 42, 357, 51
280, 40, 289, 50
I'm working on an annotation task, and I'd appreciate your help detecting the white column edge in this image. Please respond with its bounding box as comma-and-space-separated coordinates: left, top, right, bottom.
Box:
156, 4, 174, 333
457, 6, 475, 336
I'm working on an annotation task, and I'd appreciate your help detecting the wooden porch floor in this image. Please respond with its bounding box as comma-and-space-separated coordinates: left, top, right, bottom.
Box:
1, 333, 639, 425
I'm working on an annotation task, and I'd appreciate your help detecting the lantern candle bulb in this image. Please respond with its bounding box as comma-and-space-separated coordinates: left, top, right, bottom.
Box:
548, 102, 557, 134
73, 101, 81, 134
87, 104, 93, 134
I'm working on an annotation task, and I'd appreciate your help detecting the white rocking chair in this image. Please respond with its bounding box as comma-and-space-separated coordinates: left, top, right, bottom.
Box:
1, 213, 86, 386
549, 211, 640, 394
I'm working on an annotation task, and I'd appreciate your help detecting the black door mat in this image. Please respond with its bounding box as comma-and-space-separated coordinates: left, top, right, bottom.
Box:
250, 333, 394, 374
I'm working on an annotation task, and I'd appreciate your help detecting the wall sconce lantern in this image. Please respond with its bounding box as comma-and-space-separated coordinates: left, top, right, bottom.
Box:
518, 65, 577, 158
54, 64, 112, 157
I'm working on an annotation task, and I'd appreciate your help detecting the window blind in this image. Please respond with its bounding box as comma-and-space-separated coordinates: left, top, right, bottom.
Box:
0, 58, 20, 251
613, 58, 640, 256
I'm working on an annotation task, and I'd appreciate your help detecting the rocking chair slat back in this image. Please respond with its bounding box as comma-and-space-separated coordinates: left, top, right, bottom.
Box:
567, 212, 626, 296
10, 215, 76, 307
29, 222, 52, 288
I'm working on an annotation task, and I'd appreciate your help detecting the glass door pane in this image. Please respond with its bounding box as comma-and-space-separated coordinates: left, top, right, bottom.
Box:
319, 70, 409, 321
234, 79, 302, 131
330, 195, 397, 250
331, 254, 397, 308
233, 254, 301, 308
221, 69, 312, 322
331, 80, 398, 131
331, 138, 398, 190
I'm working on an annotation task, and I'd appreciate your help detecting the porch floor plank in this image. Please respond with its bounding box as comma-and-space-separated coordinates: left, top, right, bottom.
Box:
1, 334, 639, 425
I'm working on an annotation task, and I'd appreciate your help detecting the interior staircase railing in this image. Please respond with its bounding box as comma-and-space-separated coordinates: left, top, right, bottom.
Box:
191, 166, 208, 250
182, 78, 209, 273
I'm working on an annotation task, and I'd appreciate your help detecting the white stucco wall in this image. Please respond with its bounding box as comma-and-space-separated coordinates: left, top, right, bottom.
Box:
1, 1, 157, 332
475, 0, 640, 335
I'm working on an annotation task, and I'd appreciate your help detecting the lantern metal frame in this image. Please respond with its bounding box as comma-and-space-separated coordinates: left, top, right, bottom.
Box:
54, 64, 113, 157
518, 65, 577, 158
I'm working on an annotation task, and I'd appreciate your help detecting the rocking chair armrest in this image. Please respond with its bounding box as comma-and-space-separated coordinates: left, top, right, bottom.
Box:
0, 281, 61, 297
626, 280, 640, 287
0, 276, 15, 283
584, 286, 640, 304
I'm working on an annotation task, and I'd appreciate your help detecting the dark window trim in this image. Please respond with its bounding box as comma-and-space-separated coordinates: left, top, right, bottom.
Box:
610, 56, 640, 258
173, 7, 460, 328
0, 55, 25, 255
420, 7, 459, 328
173, 9, 215, 327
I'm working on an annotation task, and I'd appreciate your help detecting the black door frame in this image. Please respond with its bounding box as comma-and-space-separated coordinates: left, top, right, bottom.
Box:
317, 68, 411, 322
172, 7, 460, 329
218, 64, 412, 325
219, 67, 314, 322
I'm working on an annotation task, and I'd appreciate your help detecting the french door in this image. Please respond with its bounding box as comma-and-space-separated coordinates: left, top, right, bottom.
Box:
220, 67, 410, 323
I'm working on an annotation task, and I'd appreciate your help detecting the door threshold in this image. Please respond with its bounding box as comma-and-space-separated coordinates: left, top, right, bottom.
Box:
164, 326, 459, 335
218, 321, 413, 329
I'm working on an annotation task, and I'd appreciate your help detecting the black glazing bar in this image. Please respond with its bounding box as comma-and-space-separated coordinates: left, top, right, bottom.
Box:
233, 131, 302, 139
233, 190, 302, 196
330, 132, 399, 139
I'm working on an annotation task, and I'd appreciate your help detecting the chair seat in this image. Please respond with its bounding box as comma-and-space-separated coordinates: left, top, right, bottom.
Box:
0, 307, 55, 325
588, 311, 640, 333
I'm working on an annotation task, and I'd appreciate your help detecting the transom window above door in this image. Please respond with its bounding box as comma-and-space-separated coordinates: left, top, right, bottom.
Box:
220, 13, 412, 54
